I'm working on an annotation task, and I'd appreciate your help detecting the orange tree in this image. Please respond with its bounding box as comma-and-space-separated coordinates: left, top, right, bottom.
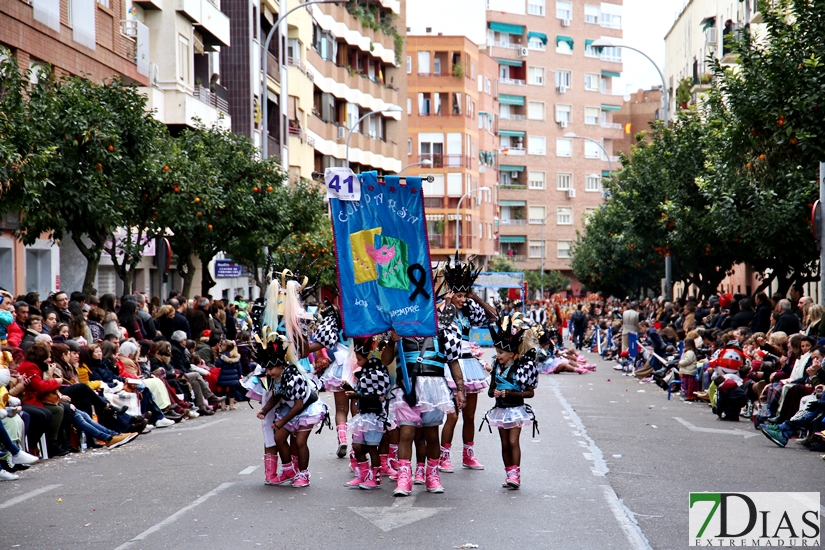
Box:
268, 216, 336, 290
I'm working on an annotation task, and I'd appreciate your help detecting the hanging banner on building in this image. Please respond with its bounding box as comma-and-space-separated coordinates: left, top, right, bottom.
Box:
329, 171, 437, 338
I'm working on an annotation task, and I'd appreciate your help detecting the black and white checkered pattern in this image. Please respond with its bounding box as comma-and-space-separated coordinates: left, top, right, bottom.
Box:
357, 359, 391, 396
440, 324, 462, 363
279, 365, 311, 402
467, 300, 488, 328
312, 314, 340, 350
514, 358, 539, 390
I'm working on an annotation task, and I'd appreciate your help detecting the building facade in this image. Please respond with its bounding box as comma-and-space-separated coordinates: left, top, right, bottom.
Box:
405, 35, 498, 265
612, 87, 663, 158
485, 0, 623, 292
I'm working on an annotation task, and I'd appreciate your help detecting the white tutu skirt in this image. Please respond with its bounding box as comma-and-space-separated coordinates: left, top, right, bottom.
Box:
484, 405, 534, 430
389, 376, 455, 417
445, 357, 489, 393
539, 357, 564, 374
349, 412, 385, 446
277, 400, 328, 433
321, 359, 347, 392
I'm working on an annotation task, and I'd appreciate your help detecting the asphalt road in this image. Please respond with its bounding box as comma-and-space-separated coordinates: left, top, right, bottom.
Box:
2, 351, 823, 550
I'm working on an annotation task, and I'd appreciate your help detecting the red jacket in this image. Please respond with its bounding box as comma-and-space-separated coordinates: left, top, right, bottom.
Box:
6, 321, 24, 348
17, 359, 61, 407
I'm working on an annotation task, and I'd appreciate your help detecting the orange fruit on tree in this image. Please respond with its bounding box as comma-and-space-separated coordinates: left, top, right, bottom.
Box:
197, 211, 202, 217
759, 154, 765, 160
207, 224, 213, 230
163, 165, 170, 171
95, 163, 102, 170
107, 145, 114, 152
194, 197, 201, 203
267, 186, 273, 192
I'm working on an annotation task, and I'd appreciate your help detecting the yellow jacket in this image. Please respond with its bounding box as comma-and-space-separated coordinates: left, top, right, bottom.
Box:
77, 363, 102, 391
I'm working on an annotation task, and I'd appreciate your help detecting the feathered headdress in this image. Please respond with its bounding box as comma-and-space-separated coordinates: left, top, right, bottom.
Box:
441, 252, 482, 294
489, 314, 526, 353
253, 329, 290, 370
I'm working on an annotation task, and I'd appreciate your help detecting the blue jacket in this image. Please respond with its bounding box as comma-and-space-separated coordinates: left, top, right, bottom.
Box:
215, 351, 242, 387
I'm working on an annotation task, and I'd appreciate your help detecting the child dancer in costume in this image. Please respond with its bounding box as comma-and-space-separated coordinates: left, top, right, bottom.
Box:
439, 255, 498, 472
257, 334, 328, 488
483, 315, 540, 489
345, 343, 392, 490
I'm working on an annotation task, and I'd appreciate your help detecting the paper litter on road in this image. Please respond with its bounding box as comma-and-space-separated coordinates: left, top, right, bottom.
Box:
637, 390, 645, 393
455, 545, 479, 549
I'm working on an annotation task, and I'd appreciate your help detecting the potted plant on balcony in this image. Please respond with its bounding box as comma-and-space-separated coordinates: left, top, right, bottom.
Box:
452, 61, 465, 79
676, 78, 692, 109
435, 220, 445, 234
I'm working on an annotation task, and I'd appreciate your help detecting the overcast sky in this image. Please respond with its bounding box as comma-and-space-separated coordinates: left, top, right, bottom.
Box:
613, 0, 686, 97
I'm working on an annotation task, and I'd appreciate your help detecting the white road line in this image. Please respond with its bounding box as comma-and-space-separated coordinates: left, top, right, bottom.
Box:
0, 484, 62, 510
601, 485, 654, 550
153, 418, 229, 433
238, 465, 259, 475
673, 416, 759, 439
546, 377, 609, 476
113, 482, 234, 550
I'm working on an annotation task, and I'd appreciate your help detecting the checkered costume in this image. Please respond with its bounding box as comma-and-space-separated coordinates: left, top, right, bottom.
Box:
446, 302, 490, 393
277, 365, 311, 404
274, 364, 329, 433
356, 359, 391, 397
312, 313, 340, 350
482, 351, 540, 434
349, 358, 391, 445
513, 357, 540, 391
314, 313, 352, 392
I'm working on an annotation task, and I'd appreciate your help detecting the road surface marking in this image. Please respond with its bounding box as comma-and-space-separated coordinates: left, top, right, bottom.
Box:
601, 485, 654, 550
238, 465, 259, 475
154, 418, 229, 433
113, 482, 234, 550
673, 417, 759, 439
547, 377, 608, 476
349, 494, 453, 532
0, 484, 62, 510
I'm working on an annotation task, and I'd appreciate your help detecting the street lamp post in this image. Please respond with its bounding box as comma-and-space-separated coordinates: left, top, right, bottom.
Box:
563, 132, 612, 174
261, 0, 343, 165
455, 186, 492, 252
398, 159, 433, 175
591, 38, 673, 301
539, 211, 554, 299
345, 108, 402, 169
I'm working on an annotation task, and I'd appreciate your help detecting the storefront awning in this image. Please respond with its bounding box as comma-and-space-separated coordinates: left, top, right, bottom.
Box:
500, 165, 525, 172
500, 200, 526, 207
601, 70, 621, 78
556, 35, 574, 49
500, 235, 526, 243
701, 16, 716, 30
499, 94, 525, 106
601, 104, 621, 111
496, 58, 524, 67
499, 130, 525, 137
527, 31, 548, 45
425, 214, 444, 221
489, 22, 524, 35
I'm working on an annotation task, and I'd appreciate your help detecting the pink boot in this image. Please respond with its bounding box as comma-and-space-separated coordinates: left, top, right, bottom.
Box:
346, 461, 368, 489
506, 466, 521, 489
292, 469, 311, 488
462, 443, 484, 470
502, 465, 517, 487
349, 449, 358, 474
393, 460, 412, 496
263, 454, 278, 485
438, 444, 454, 472
379, 454, 397, 480
272, 462, 297, 485
292, 455, 299, 472
575, 367, 588, 375
413, 462, 426, 485
336, 423, 348, 458
359, 466, 381, 490
388, 444, 399, 471
425, 458, 444, 493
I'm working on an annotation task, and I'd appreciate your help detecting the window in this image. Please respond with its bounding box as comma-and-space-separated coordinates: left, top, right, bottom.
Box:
434, 58, 442, 75
529, 206, 545, 224
178, 35, 190, 82
557, 173, 572, 190
600, 2, 622, 28
528, 37, 546, 50
528, 66, 545, 85
528, 136, 546, 155
556, 40, 572, 55
408, 139, 412, 155
584, 106, 600, 125
584, 140, 601, 159
584, 73, 600, 91
557, 240, 572, 258
484, 78, 491, 94
528, 0, 545, 16
556, 1, 572, 20
424, 174, 445, 196
407, 97, 412, 114
600, 45, 622, 62
555, 70, 571, 88
418, 51, 430, 74
583, 207, 598, 223
97, 0, 109, 6
529, 241, 545, 258
557, 207, 572, 225
555, 104, 571, 123
528, 171, 545, 189
585, 4, 600, 23
586, 174, 601, 191
447, 173, 463, 196
406, 56, 412, 73
601, 76, 607, 93
528, 101, 545, 120
556, 139, 572, 157
585, 42, 599, 57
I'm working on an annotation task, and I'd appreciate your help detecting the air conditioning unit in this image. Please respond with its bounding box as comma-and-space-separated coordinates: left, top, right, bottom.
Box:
561, 18, 571, 27
518, 47, 529, 57
567, 188, 576, 198
337, 126, 346, 139
705, 27, 717, 44
120, 20, 138, 38
510, 171, 520, 178
558, 120, 568, 128
556, 85, 568, 94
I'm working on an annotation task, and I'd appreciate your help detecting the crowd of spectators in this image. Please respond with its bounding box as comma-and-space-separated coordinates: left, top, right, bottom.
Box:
0, 287, 254, 481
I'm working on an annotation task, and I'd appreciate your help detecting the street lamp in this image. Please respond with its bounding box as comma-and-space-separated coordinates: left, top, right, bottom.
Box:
345, 108, 403, 169
539, 211, 554, 299
455, 186, 492, 252
398, 159, 433, 175
261, 0, 344, 165
563, 132, 612, 174
590, 38, 672, 300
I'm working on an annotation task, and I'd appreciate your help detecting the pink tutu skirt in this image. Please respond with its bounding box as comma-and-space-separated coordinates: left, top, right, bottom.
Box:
277, 400, 328, 433
445, 357, 489, 393
349, 412, 385, 446
484, 405, 534, 430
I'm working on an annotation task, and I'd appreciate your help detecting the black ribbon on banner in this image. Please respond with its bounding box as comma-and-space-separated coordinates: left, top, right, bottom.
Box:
407, 264, 430, 301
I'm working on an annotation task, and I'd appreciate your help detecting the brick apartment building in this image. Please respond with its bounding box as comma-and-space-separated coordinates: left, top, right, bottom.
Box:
612, 87, 663, 158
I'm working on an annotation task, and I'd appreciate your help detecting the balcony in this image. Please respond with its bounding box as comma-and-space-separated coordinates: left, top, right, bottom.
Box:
601, 121, 622, 130
499, 78, 526, 86
306, 49, 397, 107
418, 154, 470, 168
500, 146, 525, 156
142, 88, 230, 129
307, 115, 398, 166
266, 52, 280, 83
178, 0, 230, 47
500, 219, 527, 226
424, 197, 444, 209
500, 113, 526, 121
194, 85, 229, 115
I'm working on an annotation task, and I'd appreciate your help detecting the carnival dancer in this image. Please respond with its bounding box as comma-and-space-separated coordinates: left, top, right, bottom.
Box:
438, 255, 498, 472
257, 333, 328, 488
482, 315, 540, 489
345, 343, 392, 490
383, 306, 465, 496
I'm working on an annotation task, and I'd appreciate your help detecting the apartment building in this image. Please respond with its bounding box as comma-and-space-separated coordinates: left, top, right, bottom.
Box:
0, 0, 150, 297
221, 0, 405, 181
486, 0, 623, 292
405, 35, 498, 266
612, 87, 663, 157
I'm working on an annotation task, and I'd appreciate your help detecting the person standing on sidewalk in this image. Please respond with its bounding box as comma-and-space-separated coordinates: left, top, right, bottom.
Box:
622, 301, 640, 353
570, 304, 588, 351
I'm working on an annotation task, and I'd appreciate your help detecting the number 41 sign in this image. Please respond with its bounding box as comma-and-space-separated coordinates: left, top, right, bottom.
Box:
325, 167, 361, 202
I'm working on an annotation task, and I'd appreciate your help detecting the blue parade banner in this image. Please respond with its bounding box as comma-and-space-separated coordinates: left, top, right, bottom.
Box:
329, 171, 437, 338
